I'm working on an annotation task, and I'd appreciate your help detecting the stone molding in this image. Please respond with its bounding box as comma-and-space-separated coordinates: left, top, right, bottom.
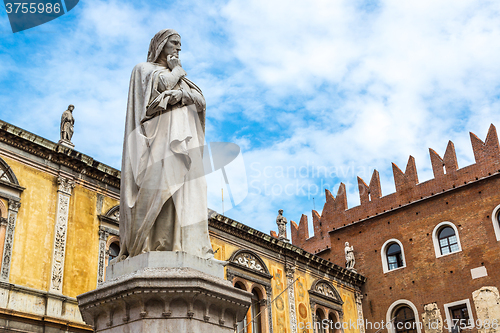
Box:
0, 199, 21, 281
49, 177, 74, 293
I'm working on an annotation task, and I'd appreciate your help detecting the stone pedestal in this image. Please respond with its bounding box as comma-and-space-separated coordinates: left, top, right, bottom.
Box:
58, 139, 74, 149
77, 252, 252, 333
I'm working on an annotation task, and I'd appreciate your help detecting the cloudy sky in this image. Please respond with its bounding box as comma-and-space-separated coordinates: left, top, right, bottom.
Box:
2, 0, 500, 237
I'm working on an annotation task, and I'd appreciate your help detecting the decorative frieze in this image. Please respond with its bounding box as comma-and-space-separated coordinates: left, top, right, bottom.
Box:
285, 262, 298, 333
315, 282, 339, 299
234, 252, 264, 273
49, 177, 74, 293
0, 199, 21, 281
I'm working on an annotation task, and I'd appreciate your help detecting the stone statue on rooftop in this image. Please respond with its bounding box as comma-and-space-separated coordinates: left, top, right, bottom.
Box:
345, 242, 356, 271
116, 29, 213, 262
276, 209, 289, 242
59, 105, 75, 148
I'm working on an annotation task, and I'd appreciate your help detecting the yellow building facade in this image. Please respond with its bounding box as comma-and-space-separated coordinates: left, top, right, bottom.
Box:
0, 119, 366, 333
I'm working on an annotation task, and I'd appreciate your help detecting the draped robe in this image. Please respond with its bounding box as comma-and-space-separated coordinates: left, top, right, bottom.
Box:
117, 61, 213, 260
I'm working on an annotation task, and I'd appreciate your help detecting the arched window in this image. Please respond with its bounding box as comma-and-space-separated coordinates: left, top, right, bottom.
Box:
381, 239, 406, 273
491, 204, 500, 241
387, 243, 404, 270
328, 313, 338, 333
438, 227, 459, 255
316, 309, 326, 333
394, 306, 417, 333
432, 222, 462, 258
108, 242, 120, 264
386, 300, 422, 333
250, 289, 262, 333
234, 282, 248, 333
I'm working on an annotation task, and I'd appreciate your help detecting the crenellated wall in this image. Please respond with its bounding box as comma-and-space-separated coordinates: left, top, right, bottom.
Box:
291, 124, 500, 254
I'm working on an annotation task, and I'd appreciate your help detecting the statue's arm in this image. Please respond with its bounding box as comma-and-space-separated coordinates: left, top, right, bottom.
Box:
158, 67, 186, 90
180, 88, 206, 113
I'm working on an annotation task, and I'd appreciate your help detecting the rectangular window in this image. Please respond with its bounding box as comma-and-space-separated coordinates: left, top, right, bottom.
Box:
444, 299, 474, 333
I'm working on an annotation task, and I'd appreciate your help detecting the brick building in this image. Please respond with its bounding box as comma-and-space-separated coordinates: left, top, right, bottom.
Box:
291, 124, 500, 333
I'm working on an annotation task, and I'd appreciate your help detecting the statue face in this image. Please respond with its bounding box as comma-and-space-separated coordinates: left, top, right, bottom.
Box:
162, 34, 181, 58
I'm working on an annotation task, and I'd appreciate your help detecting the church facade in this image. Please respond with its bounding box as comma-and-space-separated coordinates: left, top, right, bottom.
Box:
291, 125, 500, 333
0, 119, 365, 333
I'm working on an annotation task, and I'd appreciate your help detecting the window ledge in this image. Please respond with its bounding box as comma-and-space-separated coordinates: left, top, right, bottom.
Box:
435, 249, 462, 259
383, 265, 406, 274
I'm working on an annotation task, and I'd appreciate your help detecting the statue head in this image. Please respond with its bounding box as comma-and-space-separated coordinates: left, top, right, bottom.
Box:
278, 209, 283, 215
345, 242, 349, 247
147, 29, 181, 63
68, 105, 74, 112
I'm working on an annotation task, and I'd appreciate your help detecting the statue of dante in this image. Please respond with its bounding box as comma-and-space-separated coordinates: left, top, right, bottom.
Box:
60, 105, 75, 141
117, 29, 213, 261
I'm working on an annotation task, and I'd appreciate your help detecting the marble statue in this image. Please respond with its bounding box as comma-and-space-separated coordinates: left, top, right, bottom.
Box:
60, 105, 75, 142
117, 29, 213, 261
276, 209, 289, 242
345, 242, 355, 270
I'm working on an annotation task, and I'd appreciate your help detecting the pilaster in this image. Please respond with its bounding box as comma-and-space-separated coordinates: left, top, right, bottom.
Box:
49, 177, 75, 293
0, 200, 21, 281
286, 262, 298, 333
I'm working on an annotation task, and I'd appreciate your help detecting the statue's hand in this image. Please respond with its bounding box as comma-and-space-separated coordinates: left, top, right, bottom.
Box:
166, 90, 183, 105
167, 55, 182, 70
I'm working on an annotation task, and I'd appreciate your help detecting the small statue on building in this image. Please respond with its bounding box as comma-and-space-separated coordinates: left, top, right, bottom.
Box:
276, 209, 289, 242
59, 105, 75, 148
345, 242, 356, 271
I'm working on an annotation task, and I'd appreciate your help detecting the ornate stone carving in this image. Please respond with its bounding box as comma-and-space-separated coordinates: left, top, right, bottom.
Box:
355, 292, 366, 333
97, 227, 109, 285
315, 282, 338, 299
1, 211, 18, 281
233, 252, 264, 273
57, 177, 75, 195
8, 200, 20, 212
0, 217, 8, 227
285, 262, 298, 333
265, 285, 274, 333
50, 178, 73, 292
108, 209, 119, 221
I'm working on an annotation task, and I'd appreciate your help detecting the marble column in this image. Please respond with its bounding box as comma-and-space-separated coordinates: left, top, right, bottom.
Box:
49, 177, 75, 293
0, 200, 21, 281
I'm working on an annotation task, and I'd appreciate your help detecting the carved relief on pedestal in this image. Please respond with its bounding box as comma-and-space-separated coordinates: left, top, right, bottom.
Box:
0, 200, 20, 281
286, 262, 298, 333
49, 177, 74, 293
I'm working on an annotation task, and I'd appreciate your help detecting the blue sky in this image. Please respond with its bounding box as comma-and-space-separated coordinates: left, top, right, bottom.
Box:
2, 0, 500, 237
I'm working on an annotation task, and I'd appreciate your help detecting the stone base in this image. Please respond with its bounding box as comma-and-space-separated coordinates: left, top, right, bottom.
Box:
78, 253, 252, 333
58, 140, 74, 149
